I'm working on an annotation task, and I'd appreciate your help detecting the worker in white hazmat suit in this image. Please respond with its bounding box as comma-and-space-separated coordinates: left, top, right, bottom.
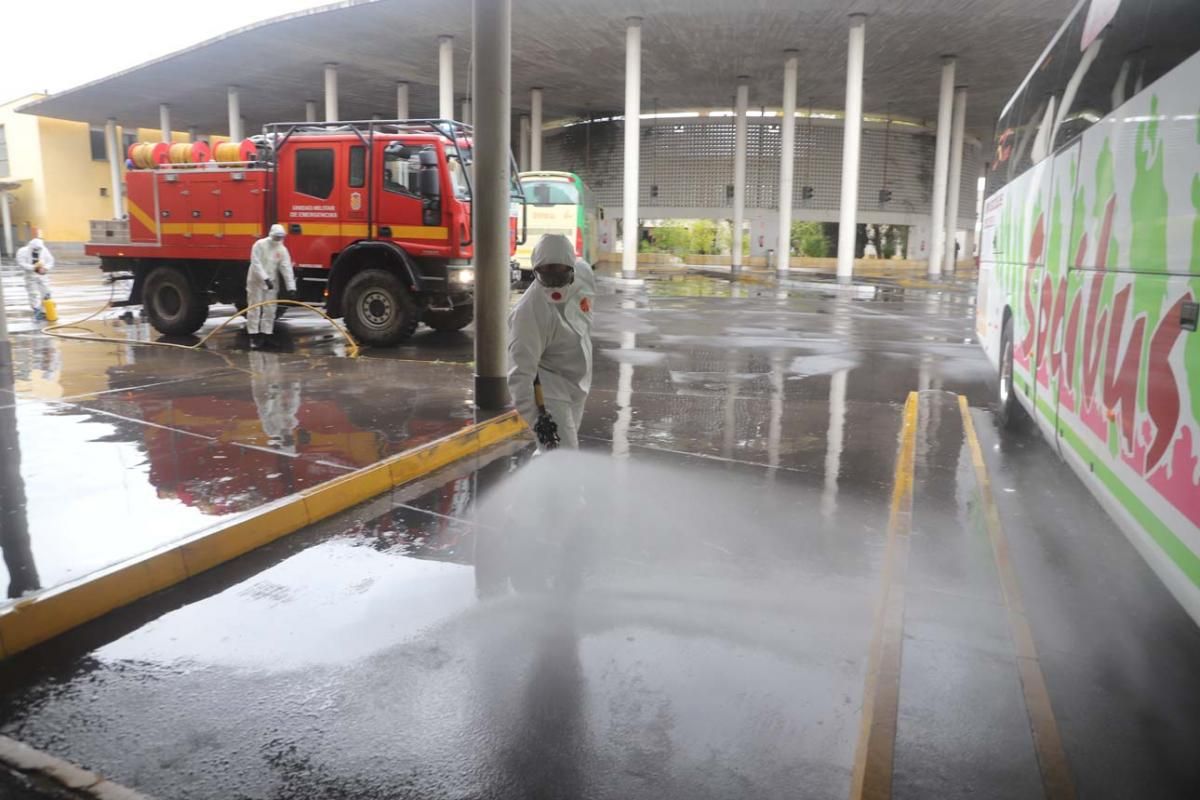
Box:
245, 224, 296, 350
508, 233, 595, 450
15, 238, 54, 320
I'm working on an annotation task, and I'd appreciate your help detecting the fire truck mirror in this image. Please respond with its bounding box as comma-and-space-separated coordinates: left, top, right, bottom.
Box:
419, 162, 441, 201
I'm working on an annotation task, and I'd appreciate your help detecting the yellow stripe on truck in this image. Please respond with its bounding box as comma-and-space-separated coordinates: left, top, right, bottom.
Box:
290, 223, 447, 240
126, 199, 158, 236
155, 221, 452, 240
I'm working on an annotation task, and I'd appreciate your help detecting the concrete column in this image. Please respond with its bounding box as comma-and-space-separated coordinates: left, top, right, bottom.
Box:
837, 14, 867, 282
928, 55, 956, 277
305, 100, 318, 123
518, 115, 531, 172
472, 0, 511, 409
776, 51, 798, 275
965, 158, 983, 260
187, 126, 199, 142
530, 88, 543, 171
0, 191, 13, 259
159, 104, 172, 143
104, 118, 124, 220
324, 63, 339, 122
0, 192, 9, 343
732, 80, 749, 272
943, 86, 968, 272
227, 87, 243, 140
461, 99, 472, 126
396, 82, 409, 119
621, 19, 642, 278
439, 36, 454, 119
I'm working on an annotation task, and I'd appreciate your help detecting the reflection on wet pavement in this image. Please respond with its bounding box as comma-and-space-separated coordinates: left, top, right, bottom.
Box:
0, 264, 485, 600
0, 342, 482, 596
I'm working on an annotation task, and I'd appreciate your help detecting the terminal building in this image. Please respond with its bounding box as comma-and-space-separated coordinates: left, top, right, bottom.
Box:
4, 0, 1074, 276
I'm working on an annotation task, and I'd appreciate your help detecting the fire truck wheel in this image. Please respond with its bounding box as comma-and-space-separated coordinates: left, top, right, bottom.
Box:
144, 266, 210, 336
344, 268, 420, 346
424, 305, 474, 332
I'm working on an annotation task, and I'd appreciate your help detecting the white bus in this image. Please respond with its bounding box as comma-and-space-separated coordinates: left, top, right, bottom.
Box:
976, 0, 1200, 620
513, 172, 600, 282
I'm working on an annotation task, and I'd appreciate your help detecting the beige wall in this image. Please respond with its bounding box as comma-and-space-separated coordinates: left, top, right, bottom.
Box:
35, 116, 120, 242
1, 94, 47, 243
2, 94, 214, 243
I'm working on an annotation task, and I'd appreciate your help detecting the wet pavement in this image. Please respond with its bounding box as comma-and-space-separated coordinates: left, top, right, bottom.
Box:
2, 263, 1200, 798
0, 262, 480, 599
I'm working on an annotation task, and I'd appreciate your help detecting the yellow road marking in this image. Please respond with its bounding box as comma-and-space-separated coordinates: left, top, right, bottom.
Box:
0, 412, 526, 658
850, 391, 919, 800
957, 395, 1076, 799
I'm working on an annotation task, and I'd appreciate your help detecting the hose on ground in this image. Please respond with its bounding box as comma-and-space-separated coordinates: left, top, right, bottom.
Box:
42, 297, 360, 358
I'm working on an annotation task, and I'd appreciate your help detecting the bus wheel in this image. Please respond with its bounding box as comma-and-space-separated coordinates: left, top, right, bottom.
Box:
997, 315, 1029, 432
143, 265, 209, 336
343, 268, 420, 346
424, 305, 474, 332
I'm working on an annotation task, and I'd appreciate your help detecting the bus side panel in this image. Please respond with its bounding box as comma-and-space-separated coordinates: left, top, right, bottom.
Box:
1058, 270, 1200, 619
1053, 53, 1200, 618
975, 220, 1004, 372
979, 158, 1052, 416
1031, 142, 1082, 444
1077, 50, 1200, 279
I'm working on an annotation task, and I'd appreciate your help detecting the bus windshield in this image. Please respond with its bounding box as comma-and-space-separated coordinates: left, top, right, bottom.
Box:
525, 180, 579, 206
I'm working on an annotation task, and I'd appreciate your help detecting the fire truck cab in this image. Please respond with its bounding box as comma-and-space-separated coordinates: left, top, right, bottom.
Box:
87, 120, 521, 346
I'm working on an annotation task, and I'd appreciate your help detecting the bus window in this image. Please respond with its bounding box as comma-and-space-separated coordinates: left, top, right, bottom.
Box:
1008, 31, 1071, 178
1140, 0, 1200, 89
986, 104, 1021, 198
1051, 0, 1153, 151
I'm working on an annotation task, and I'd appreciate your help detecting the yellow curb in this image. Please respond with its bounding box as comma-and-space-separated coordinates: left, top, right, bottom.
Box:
0, 411, 525, 659
0, 735, 155, 798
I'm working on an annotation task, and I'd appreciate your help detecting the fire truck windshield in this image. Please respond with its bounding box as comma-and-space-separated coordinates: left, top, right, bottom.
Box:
447, 156, 471, 201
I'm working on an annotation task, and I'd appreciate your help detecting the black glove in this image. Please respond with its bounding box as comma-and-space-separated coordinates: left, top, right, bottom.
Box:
284, 287, 297, 301
534, 408, 560, 450
265, 279, 274, 291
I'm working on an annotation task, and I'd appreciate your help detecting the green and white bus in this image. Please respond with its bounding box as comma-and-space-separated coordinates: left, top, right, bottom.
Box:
976, 0, 1200, 620
514, 171, 600, 281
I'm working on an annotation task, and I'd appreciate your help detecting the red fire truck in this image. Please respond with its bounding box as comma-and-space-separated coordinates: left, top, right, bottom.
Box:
86, 120, 523, 346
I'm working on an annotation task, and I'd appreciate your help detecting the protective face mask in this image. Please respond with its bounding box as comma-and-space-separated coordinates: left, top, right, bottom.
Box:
542, 285, 570, 304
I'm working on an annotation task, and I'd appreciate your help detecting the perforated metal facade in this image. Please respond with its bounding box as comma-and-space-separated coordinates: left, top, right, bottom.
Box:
542, 118, 980, 225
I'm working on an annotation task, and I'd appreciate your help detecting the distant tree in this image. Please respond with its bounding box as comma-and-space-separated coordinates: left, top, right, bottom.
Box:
648, 222, 690, 255
791, 221, 827, 257
689, 219, 721, 254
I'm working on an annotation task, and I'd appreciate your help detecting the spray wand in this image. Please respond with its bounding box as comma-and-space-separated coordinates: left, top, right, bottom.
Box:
533, 376, 559, 450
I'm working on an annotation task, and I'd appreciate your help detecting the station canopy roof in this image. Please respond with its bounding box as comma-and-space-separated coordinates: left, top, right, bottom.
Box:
19, 0, 1077, 139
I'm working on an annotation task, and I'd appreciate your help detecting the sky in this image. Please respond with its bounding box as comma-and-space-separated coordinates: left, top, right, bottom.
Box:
1, 0, 337, 106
